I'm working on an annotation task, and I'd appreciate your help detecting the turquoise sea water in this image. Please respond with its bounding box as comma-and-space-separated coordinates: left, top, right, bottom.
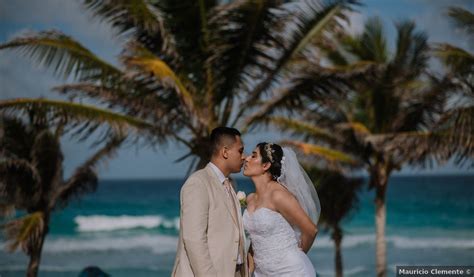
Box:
1, 175, 473, 276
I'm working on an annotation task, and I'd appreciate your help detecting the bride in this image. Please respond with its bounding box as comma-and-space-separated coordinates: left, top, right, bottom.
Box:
243, 142, 321, 276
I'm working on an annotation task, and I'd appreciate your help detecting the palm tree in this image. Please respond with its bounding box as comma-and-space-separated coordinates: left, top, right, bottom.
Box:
306, 167, 363, 277
0, 0, 359, 172
0, 105, 133, 277
247, 17, 472, 276
435, 6, 474, 87
433, 7, 474, 165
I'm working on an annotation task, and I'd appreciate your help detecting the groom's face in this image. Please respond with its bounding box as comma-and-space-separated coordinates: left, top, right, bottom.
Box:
224, 136, 245, 173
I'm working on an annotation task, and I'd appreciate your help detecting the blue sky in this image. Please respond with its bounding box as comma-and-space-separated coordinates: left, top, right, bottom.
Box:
1, 0, 473, 178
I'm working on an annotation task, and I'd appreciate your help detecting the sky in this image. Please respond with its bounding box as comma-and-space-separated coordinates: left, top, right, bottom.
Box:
0, 0, 473, 179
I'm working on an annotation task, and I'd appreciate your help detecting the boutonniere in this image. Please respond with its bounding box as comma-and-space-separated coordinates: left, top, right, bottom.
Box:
236, 191, 247, 207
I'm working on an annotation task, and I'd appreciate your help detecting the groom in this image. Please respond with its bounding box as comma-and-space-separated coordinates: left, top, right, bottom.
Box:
172, 127, 248, 277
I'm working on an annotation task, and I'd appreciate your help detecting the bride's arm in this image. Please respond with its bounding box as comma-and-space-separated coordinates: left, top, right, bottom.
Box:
272, 190, 318, 253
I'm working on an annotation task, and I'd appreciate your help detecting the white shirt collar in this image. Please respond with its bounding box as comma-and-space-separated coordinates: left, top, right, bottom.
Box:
208, 162, 227, 184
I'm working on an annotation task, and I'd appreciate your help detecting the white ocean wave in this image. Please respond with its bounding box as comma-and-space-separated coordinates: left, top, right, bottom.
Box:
0, 264, 164, 272
389, 235, 474, 249
3, 233, 467, 255
317, 266, 367, 276
75, 215, 180, 232
40, 234, 178, 254
313, 234, 374, 248
313, 234, 474, 249
0, 265, 80, 272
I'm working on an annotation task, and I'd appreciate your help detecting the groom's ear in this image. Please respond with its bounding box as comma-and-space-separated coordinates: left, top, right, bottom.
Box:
222, 146, 229, 159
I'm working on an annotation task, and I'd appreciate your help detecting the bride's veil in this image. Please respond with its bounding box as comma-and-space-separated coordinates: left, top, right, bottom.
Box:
277, 147, 321, 231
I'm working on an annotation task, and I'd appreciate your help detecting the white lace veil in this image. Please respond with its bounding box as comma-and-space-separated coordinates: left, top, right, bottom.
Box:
277, 147, 321, 227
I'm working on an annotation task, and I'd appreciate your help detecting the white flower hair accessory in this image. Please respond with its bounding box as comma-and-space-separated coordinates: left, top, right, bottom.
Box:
277, 155, 286, 183
264, 143, 275, 162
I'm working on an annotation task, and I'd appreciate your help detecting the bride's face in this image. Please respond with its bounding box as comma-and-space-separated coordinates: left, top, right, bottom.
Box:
243, 147, 268, 177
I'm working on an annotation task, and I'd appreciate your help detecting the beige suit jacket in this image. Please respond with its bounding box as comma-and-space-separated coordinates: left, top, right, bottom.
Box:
172, 164, 248, 277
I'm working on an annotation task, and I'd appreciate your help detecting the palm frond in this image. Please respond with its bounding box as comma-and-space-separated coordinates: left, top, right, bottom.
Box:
390, 76, 453, 132
368, 106, 474, 167
198, 0, 217, 123
0, 31, 122, 82
0, 98, 155, 134
84, 0, 163, 34
282, 140, 359, 165
2, 212, 45, 254
207, 0, 281, 122
447, 6, 474, 36
391, 20, 429, 79
83, 0, 177, 58
270, 116, 340, 144
0, 116, 34, 159
0, 159, 41, 210
335, 122, 371, 135
55, 83, 139, 111
342, 16, 388, 63
52, 136, 124, 209
122, 43, 203, 123
433, 43, 474, 75
31, 130, 63, 201
243, 0, 358, 110
350, 20, 429, 133
54, 83, 182, 135
242, 88, 294, 130
155, 0, 218, 88
241, 62, 370, 130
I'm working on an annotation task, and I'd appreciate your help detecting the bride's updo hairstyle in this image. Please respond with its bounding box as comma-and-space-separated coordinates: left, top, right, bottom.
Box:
257, 142, 284, 181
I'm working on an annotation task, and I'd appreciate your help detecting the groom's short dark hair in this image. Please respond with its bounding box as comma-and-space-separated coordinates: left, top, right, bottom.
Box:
210, 127, 241, 156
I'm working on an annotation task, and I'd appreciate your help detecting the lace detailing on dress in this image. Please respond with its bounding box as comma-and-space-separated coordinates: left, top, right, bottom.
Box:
243, 208, 315, 276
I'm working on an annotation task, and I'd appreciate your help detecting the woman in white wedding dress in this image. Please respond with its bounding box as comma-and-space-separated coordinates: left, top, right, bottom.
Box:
243, 142, 321, 277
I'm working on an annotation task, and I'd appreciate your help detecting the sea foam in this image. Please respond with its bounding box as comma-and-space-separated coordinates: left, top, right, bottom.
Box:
75, 215, 179, 232
313, 234, 474, 249
42, 234, 178, 254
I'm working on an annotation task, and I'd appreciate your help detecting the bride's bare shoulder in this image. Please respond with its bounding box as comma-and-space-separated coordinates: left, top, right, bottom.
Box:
270, 186, 294, 203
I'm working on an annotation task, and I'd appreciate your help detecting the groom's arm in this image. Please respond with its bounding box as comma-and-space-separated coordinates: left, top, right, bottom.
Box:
181, 178, 217, 276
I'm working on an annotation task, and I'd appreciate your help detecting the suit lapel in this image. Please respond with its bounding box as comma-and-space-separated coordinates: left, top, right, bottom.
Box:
204, 165, 239, 227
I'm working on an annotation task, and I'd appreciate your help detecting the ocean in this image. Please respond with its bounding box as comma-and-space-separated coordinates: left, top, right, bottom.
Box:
1, 175, 473, 276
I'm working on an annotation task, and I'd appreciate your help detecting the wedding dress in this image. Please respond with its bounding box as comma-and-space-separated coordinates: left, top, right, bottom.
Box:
243, 207, 316, 276
243, 147, 320, 276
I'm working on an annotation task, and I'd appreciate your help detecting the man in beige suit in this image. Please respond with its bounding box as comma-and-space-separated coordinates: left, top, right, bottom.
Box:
172, 127, 248, 277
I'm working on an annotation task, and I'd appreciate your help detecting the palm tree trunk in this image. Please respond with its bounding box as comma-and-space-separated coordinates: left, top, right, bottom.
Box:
332, 226, 344, 277
375, 185, 387, 277
27, 214, 49, 277
371, 164, 389, 277
27, 233, 46, 277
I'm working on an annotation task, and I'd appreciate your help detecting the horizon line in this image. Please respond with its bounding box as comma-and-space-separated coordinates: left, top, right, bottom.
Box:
100, 172, 474, 181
